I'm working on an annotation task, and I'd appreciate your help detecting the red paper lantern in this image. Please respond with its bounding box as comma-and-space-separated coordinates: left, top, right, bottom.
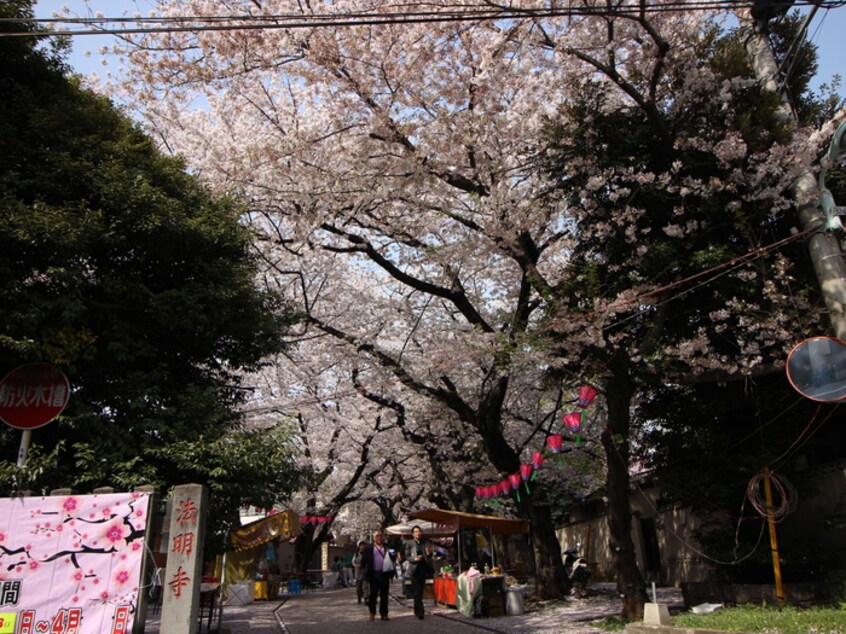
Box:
317, 516, 326, 524
520, 464, 533, 481
577, 385, 598, 408
490, 483, 501, 497
564, 412, 582, 434
531, 451, 544, 469
300, 515, 309, 525
500, 479, 511, 495
475, 486, 484, 499
325, 515, 334, 523
546, 434, 563, 453
309, 516, 319, 525
509, 473, 521, 490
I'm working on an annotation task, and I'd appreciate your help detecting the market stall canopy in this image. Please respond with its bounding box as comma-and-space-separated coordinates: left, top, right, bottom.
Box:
409, 509, 529, 536
229, 509, 300, 552
386, 519, 458, 537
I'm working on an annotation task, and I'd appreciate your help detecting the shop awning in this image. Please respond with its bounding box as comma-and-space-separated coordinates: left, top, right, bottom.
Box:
385, 519, 458, 537
408, 509, 529, 536
229, 509, 301, 551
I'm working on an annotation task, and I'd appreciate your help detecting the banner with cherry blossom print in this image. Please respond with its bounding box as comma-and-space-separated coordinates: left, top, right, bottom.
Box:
0, 492, 151, 634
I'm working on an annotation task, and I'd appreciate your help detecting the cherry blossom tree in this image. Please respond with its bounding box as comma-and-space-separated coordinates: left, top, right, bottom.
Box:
110, 0, 837, 613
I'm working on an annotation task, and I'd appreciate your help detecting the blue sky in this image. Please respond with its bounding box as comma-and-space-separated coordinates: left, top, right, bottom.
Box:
34, 0, 844, 96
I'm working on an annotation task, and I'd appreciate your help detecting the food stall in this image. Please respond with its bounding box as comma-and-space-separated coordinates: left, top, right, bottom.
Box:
224, 510, 301, 603
407, 509, 529, 615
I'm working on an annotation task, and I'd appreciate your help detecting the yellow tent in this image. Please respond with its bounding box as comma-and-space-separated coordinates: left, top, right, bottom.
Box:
218, 510, 301, 585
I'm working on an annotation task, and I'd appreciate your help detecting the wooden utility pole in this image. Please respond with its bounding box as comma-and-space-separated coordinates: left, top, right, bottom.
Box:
746, 17, 846, 339
762, 466, 786, 605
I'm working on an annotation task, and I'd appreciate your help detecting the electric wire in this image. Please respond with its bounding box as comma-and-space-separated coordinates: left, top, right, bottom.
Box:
3, 1, 846, 37
770, 403, 840, 468
597, 224, 815, 333
745, 468, 798, 522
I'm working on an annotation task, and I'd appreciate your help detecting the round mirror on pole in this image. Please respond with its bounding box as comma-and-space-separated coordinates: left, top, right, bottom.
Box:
786, 336, 846, 402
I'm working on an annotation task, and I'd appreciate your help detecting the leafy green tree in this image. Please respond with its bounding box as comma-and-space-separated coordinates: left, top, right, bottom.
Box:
636, 376, 841, 583
0, 0, 302, 550
539, 15, 835, 612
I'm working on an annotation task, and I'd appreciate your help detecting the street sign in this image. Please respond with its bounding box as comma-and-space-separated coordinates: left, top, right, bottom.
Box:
0, 363, 70, 430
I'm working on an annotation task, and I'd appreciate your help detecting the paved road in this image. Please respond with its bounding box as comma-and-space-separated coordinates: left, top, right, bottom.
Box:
277, 586, 490, 633
144, 583, 685, 633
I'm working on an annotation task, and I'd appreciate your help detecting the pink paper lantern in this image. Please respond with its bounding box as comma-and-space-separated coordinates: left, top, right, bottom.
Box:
564, 412, 582, 434
531, 451, 544, 470
546, 434, 563, 453
577, 385, 598, 408
500, 479, 511, 495
520, 464, 533, 481
532, 451, 543, 471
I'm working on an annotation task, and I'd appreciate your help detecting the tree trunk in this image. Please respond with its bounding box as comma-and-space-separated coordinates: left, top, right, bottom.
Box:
602, 360, 648, 619
526, 501, 570, 600
478, 384, 569, 600
293, 528, 325, 575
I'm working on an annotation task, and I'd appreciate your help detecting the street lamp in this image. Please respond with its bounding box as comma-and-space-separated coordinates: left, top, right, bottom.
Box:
819, 120, 846, 231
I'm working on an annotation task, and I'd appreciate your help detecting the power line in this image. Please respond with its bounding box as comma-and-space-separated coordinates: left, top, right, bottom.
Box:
3, 1, 845, 38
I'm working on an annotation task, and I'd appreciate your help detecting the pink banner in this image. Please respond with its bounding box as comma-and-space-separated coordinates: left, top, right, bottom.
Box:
0, 492, 150, 634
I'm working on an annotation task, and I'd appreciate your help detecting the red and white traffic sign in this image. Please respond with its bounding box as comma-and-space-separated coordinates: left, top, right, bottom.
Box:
0, 363, 70, 430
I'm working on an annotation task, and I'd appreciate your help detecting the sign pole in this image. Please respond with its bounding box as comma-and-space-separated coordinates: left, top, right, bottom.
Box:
17, 429, 32, 467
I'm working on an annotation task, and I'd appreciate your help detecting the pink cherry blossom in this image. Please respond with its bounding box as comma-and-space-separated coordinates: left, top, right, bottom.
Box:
103, 519, 131, 551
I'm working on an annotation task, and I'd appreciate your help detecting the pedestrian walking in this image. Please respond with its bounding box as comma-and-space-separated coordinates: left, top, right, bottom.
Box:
360, 530, 397, 621
352, 540, 369, 604
404, 525, 434, 620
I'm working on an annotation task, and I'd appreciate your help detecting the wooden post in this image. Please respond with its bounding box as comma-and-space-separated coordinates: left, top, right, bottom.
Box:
133, 485, 158, 634
762, 467, 786, 605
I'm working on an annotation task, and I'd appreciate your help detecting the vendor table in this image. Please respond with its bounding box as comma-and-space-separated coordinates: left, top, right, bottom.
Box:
433, 577, 457, 607
455, 575, 505, 618
199, 583, 220, 633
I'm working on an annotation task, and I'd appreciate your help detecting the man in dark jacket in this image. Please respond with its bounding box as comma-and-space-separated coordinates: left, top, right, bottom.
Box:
360, 529, 397, 621
404, 525, 433, 620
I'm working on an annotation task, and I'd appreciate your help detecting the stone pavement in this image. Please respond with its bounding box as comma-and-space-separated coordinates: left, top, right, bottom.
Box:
144, 583, 685, 633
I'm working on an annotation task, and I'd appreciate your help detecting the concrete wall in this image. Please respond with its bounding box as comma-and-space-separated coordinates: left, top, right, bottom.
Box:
556, 500, 716, 587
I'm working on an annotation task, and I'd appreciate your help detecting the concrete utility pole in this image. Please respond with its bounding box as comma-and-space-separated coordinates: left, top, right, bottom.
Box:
746, 16, 846, 340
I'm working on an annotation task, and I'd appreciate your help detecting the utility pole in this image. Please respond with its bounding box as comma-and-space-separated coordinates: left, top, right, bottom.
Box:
762, 466, 786, 605
745, 12, 846, 340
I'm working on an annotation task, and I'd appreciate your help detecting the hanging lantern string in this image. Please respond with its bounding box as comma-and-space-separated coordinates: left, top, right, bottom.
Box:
474, 385, 603, 507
